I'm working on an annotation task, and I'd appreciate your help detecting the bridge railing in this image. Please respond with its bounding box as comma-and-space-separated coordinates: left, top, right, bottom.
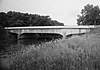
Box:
5, 25, 95, 30
4, 25, 96, 38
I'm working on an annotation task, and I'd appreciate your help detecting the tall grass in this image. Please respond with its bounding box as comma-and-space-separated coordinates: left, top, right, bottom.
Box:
0, 34, 100, 70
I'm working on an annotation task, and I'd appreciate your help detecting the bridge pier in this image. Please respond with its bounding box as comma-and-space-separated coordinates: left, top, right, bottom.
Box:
17, 34, 20, 39
60, 34, 66, 38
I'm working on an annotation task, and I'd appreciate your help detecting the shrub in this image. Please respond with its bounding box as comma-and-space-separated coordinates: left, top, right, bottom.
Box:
1, 34, 100, 70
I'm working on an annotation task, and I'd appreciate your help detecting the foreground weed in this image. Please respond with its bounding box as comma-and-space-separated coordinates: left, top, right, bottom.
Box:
1, 35, 100, 70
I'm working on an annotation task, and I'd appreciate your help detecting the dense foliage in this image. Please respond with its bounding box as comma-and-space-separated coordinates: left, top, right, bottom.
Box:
0, 25, 7, 40
1, 34, 100, 70
77, 4, 100, 25
0, 11, 64, 27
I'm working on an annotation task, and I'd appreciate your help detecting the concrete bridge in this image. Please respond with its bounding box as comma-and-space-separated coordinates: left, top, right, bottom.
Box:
5, 26, 95, 38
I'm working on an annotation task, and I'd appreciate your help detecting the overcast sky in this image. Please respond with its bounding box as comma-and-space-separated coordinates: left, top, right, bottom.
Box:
0, 0, 100, 25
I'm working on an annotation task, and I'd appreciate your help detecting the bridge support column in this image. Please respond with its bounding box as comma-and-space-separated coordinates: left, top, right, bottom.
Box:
61, 34, 66, 38
17, 34, 20, 40
63, 35, 66, 38
62, 32, 67, 38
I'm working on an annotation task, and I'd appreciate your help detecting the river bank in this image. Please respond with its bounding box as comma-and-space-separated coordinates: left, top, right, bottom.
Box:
1, 27, 100, 70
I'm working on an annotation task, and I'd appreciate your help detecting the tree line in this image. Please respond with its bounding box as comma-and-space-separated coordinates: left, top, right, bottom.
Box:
77, 4, 100, 25
0, 11, 64, 27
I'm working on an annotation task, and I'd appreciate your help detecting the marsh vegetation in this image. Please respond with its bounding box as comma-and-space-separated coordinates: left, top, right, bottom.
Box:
1, 28, 100, 70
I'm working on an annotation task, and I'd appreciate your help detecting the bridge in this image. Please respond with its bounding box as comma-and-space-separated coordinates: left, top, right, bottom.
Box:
5, 25, 95, 39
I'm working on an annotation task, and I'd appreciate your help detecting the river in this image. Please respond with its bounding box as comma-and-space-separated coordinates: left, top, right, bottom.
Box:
0, 37, 60, 54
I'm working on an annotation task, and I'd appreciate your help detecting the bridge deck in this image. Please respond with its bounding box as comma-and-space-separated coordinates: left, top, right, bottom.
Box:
5, 25, 97, 38
5, 25, 95, 29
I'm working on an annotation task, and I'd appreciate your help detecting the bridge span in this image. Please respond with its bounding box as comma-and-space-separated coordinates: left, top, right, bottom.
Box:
5, 26, 95, 38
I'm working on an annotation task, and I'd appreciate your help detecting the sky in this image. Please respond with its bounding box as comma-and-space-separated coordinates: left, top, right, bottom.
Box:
0, 0, 100, 25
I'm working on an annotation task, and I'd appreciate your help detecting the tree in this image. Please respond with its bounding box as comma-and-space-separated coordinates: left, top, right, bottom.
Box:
0, 25, 7, 40
77, 4, 100, 25
0, 12, 9, 27
0, 11, 64, 27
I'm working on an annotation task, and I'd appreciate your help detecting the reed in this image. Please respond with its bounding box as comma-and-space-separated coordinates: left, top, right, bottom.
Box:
1, 34, 100, 70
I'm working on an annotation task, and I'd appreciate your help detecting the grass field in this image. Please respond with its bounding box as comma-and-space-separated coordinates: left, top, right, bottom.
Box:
1, 28, 100, 70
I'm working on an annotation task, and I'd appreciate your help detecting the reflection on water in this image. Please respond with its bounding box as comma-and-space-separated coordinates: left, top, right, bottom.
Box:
0, 33, 63, 54
18, 38, 53, 45
0, 38, 57, 53
0, 33, 62, 49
